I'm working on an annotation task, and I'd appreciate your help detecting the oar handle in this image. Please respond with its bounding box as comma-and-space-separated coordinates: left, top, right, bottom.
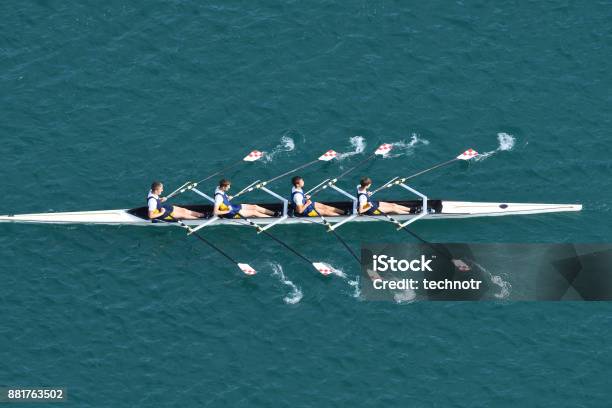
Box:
309, 151, 379, 199
232, 180, 261, 199
166, 181, 196, 200
168, 149, 263, 200
370, 157, 461, 197
309, 178, 338, 198
371, 176, 401, 195
232, 180, 267, 200
305, 178, 331, 196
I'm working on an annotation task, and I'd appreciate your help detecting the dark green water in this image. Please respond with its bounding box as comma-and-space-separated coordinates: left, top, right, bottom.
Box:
1, 1, 611, 406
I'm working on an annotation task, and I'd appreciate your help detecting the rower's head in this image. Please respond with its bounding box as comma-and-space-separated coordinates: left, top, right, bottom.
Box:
292, 176, 304, 188
360, 177, 373, 190
219, 179, 231, 191
151, 181, 163, 195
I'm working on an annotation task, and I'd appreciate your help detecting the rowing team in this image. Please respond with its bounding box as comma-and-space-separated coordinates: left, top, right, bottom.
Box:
147, 177, 413, 222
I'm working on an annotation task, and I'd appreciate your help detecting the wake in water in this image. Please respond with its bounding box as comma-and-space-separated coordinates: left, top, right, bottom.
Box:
337, 136, 367, 160
475, 132, 516, 161
472, 261, 512, 299
263, 135, 295, 162
329, 267, 361, 298
269, 262, 303, 304
386, 134, 430, 158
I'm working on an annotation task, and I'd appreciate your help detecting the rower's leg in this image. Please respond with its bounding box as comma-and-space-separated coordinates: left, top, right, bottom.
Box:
239, 208, 272, 218
378, 202, 411, 215
392, 203, 413, 214
314, 203, 344, 216
172, 206, 204, 219
241, 204, 274, 216
251, 204, 275, 216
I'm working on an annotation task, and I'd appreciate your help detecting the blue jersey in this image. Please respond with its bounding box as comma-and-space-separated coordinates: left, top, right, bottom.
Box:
214, 188, 242, 218
357, 187, 380, 215
290, 187, 316, 217
147, 192, 175, 222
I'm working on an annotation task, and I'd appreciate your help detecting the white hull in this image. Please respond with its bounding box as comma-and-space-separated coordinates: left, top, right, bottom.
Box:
0, 201, 582, 226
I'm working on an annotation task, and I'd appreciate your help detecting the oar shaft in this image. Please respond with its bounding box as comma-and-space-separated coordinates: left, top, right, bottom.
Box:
231, 180, 260, 200
373, 210, 453, 261
167, 218, 241, 265
310, 153, 377, 198
305, 178, 330, 195
335, 153, 376, 180
190, 229, 241, 264
402, 158, 458, 182
373, 158, 459, 195
166, 182, 192, 200
312, 208, 359, 263
232, 158, 321, 200
167, 155, 252, 200
265, 158, 319, 185
195, 157, 246, 185
234, 213, 314, 264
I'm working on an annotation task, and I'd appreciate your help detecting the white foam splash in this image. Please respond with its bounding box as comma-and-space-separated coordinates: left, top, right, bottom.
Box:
269, 262, 303, 304
332, 267, 362, 298
263, 135, 295, 162
475, 132, 516, 161
386, 134, 430, 158
337, 136, 367, 160
472, 262, 511, 299
348, 275, 361, 298
330, 266, 347, 278
393, 289, 417, 304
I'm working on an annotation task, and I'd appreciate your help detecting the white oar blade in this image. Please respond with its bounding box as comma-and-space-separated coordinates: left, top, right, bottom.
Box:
243, 150, 264, 162
457, 148, 479, 160
312, 262, 333, 276
318, 150, 338, 161
374, 143, 393, 156
238, 263, 257, 275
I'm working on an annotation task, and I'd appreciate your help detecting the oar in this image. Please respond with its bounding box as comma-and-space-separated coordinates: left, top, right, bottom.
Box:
364, 209, 457, 264
231, 149, 338, 200
294, 144, 393, 264
166, 150, 264, 199
305, 178, 330, 196
311, 207, 360, 263
231, 179, 261, 200
308, 143, 393, 198
165, 217, 257, 275
294, 143, 392, 263
370, 148, 479, 195
233, 213, 336, 275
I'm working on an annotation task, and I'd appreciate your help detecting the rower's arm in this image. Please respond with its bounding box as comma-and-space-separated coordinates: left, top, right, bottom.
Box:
148, 208, 166, 219
357, 195, 370, 214
213, 206, 231, 216
148, 198, 166, 219
295, 199, 312, 214
358, 203, 371, 214
213, 194, 232, 216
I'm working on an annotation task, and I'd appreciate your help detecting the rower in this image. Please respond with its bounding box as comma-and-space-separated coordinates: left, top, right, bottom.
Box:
357, 177, 412, 215
214, 179, 275, 218
148, 181, 204, 221
290, 176, 344, 217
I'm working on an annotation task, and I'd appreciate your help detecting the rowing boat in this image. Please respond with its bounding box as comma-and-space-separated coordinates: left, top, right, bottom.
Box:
0, 199, 582, 226
0, 144, 583, 275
